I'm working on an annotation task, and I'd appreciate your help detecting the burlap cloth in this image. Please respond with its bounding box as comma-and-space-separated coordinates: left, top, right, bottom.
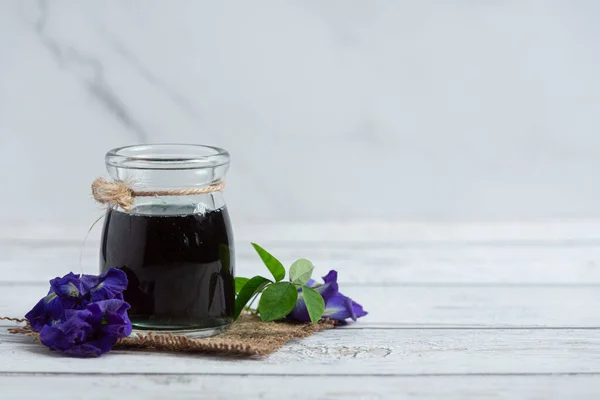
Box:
5, 314, 336, 357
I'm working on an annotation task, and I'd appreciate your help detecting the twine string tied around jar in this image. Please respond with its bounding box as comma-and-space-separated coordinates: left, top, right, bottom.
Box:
91, 177, 226, 211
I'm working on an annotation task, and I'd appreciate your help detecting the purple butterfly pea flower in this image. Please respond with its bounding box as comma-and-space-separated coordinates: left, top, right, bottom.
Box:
92, 298, 133, 339
25, 292, 70, 332
25, 273, 87, 332
287, 270, 368, 323
323, 292, 367, 322
287, 270, 339, 322
39, 299, 132, 357
25, 268, 128, 333
49, 272, 83, 298
40, 309, 104, 357
81, 268, 128, 302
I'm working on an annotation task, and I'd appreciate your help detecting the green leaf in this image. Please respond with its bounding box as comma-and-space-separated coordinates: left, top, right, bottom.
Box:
251, 242, 286, 282
235, 277, 249, 294
302, 285, 325, 323
258, 282, 298, 322
289, 258, 315, 285
234, 275, 272, 320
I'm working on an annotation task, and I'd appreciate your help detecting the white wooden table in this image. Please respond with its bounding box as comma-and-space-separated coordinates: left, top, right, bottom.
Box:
1, 221, 600, 399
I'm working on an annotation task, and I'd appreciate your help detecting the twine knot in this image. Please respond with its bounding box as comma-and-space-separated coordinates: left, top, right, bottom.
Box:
91, 177, 225, 211
92, 178, 135, 210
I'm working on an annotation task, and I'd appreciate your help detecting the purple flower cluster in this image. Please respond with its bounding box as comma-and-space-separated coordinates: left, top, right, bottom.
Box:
288, 270, 367, 323
25, 268, 131, 357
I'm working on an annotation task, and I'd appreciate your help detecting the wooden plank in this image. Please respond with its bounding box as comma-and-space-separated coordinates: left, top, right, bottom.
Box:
1, 328, 599, 375
2, 375, 600, 400
2, 285, 599, 328
3, 240, 600, 284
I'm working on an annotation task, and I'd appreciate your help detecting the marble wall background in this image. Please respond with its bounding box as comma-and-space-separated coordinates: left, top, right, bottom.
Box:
1, 0, 599, 228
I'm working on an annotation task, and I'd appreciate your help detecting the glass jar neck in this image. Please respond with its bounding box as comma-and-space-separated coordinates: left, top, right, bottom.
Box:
105, 144, 230, 191
104, 144, 230, 214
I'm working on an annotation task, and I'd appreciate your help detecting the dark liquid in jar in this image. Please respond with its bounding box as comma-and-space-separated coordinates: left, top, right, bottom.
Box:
100, 205, 235, 331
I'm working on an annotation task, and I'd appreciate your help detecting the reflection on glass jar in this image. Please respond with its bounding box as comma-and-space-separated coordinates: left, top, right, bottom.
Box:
98, 144, 235, 337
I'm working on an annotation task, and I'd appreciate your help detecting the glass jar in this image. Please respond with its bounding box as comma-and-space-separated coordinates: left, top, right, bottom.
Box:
99, 144, 235, 337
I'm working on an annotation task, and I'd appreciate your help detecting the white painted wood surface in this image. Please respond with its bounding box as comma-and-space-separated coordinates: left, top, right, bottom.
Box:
1, 222, 599, 399
4, 375, 600, 400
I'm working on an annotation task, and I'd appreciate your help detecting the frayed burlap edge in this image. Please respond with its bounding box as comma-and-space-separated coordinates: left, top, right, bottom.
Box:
3, 314, 336, 357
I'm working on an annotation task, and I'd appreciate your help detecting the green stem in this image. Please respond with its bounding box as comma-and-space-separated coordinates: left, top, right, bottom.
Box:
246, 292, 260, 310
245, 282, 269, 313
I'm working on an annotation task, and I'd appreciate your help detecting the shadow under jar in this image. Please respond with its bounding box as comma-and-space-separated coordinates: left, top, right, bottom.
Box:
99, 144, 235, 338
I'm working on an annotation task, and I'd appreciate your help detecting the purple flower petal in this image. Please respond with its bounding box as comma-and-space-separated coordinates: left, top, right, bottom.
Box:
92, 299, 133, 338
287, 291, 310, 322
288, 270, 340, 322
81, 268, 128, 302
40, 309, 95, 355
323, 292, 368, 322
26, 272, 94, 332
286, 270, 368, 323
93, 298, 130, 316
67, 336, 118, 357
39, 299, 132, 357
308, 270, 339, 304
61, 341, 108, 358
25, 292, 77, 332
49, 272, 82, 298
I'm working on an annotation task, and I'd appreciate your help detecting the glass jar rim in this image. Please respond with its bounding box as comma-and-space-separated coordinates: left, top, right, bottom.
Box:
106, 144, 230, 170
